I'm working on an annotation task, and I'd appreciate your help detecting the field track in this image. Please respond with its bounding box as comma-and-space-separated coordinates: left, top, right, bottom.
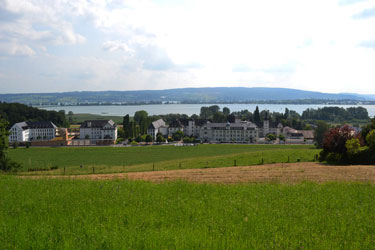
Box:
22, 162, 375, 183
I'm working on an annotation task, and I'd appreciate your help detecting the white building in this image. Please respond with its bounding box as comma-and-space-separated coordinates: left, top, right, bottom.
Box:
147, 119, 168, 140
199, 121, 258, 143
79, 120, 117, 141
8, 121, 57, 143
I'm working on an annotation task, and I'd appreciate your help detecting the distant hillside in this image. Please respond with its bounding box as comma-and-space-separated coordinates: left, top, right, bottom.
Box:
0, 87, 373, 105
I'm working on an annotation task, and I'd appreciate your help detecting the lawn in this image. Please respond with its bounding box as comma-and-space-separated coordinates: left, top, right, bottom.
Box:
8, 144, 320, 175
1, 177, 374, 249
69, 113, 123, 124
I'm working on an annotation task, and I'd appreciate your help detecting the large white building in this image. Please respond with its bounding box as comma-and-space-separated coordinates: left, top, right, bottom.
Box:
8, 121, 57, 143
79, 120, 117, 141
199, 121, 259, 143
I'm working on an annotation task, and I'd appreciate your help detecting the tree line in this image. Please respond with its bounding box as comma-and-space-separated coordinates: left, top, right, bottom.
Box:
0, 102, 69, 128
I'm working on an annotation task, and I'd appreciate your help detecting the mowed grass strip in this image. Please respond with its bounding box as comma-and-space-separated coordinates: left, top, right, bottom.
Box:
1, 177, 375, 249
8, 145, 319, 175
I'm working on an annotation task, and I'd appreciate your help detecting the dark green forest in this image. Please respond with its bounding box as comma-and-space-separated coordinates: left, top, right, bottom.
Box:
0, 102, 69, 128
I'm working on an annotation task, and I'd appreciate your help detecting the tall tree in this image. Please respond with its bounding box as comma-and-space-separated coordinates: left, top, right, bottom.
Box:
134, 110, 149, 135
227, 114, 236, 123
0, 117, 21, 171
314, 121, 330, 148
223, 107, 230, 116
122, 114, 130, 139
254, 106, 260, 126
284, 108, 290, 119
128, 121, 136, 138
213, 112, 226, 123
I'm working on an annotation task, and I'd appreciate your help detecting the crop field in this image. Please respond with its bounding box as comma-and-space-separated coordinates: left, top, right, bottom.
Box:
1, 177, 375, 249
7, 144, 320, 175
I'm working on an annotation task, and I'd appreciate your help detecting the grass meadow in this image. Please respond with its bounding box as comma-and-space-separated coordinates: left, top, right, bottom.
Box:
70, 113, 123, 124
7, 144, 320, 175
1, 177, 375, 249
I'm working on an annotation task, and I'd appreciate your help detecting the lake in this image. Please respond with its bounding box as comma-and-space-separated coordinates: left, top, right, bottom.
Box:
39, 104, 375, 118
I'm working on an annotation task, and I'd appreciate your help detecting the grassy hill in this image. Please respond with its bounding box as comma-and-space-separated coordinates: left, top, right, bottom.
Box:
0, 87, 370, 105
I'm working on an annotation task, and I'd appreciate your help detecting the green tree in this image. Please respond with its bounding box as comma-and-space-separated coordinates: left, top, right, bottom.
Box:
266, 133, 276, 141
314, 121, 330, 148
223, 107, 230, 116
173, 130, 184, 141
122, 114, 130, 139
278, 134, 285, 141
366, 130, 375, 150
213, 112, 226, 123
284, 108, 290, 119
345, 138, 361, 156
0, 118, 21, 171
156, 134, 165, 143
129, 121, 136, 138
145, 134, 153, 143
254, 106, 260, 126
227, 114, 236, 123
134, 110, 149, 135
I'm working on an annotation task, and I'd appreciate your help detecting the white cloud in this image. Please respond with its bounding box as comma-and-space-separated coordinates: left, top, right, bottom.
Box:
0, 42, 35, 56
102, 40, 132, 53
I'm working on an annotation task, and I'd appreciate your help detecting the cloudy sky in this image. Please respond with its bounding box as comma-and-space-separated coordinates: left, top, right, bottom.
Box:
0, 0, 374, 94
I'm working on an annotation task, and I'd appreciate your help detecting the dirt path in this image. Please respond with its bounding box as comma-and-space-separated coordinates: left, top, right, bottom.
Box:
22, 162, 375, 184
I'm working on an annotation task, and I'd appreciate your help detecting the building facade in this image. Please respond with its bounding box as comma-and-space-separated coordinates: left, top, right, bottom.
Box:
8, 121, 57, 143
147, 119, 168, 140
199, 121, 259, 143
79, 120, 117, 141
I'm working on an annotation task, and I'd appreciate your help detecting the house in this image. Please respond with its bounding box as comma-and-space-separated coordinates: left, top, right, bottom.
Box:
79, 120, 117, 142
280, 126, 314, 143
147, 119, 168, 140
168, 119, 184, 136
199, 121, 259, 143
8, 121, 57, 143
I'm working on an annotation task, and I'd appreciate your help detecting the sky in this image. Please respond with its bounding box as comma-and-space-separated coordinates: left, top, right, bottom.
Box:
0, 0, 374, 94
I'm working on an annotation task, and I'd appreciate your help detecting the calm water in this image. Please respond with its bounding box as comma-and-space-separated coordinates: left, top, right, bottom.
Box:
40, 104, 375, 118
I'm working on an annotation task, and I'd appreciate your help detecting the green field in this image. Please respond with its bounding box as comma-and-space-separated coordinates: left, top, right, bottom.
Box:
8, 144, 320, 175
1, 177, 375, 249
69, 113, 123, 124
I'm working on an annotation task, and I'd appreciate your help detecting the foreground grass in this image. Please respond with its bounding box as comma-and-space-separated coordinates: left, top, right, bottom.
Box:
1, 177, 375, 249
8, 144, 319, 175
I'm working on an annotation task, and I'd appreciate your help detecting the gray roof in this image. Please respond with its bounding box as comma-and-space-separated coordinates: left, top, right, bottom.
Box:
169, 119, 184, 128
14, 121, 57, 130
80, 120, 116, 129
148, 119, 166, 129
202, 121, 257, 129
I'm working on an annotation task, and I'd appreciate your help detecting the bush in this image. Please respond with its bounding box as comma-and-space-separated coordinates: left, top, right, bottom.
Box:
366, 130, 375, 150
0, 157, 22, 172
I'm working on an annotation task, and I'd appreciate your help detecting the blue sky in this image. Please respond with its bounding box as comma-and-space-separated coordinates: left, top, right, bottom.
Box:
0, 0, 374, 94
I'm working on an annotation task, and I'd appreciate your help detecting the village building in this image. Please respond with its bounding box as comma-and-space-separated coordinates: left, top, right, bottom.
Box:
168, 119, 184, 135
8, 121, 57, 143
147, 119, 168, 140
199, 121, 259, 143
79, 120, 117, 143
